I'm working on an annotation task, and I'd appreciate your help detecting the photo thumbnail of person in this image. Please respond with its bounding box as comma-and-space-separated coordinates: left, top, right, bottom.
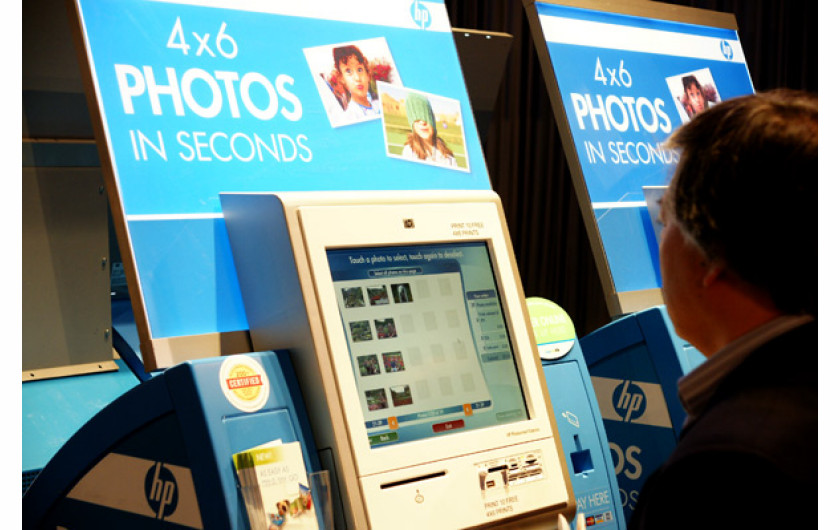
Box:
382, 352, 405, 373
378, 83, 471, 172
303, 37, 402, 128
666, 67, 720, 123
391, 283, 413, 303
357, 354, 381, 376
375, 318, 397, 339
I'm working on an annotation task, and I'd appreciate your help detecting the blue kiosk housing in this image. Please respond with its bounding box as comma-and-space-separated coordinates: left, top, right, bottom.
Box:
542, 342, 626, 530
23, 351, 322, 529
579, 306, 705, 523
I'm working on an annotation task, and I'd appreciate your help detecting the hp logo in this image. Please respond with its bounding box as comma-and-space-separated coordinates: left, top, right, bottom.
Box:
145, 462, 179, 520
411, 0, 431, 29
720, 40, 734, 61
612, 380, 647, 422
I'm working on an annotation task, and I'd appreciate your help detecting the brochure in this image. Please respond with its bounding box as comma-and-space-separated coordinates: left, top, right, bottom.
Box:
233, 440, 317, 529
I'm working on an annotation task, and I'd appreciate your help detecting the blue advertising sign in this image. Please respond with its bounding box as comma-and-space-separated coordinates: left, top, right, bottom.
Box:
71, 0, 491, 367
526, 1, 754, 314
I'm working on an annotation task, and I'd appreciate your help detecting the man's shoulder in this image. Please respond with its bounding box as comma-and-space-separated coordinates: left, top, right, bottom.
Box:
630, 449, 816, 529
670, 319, 817, 481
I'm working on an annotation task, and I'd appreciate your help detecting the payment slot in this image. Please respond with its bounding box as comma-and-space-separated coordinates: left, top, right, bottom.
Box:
220, 190, 576, 529
578, 306, 704, 524
23, 351, 321, 529
528, 298, 626, 530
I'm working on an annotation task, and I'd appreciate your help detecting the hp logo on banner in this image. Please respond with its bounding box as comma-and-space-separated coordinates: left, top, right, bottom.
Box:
411, 0, 431, 29
720, 40, 734, 61
612, 380, 647, 422
145, 462, 179, 520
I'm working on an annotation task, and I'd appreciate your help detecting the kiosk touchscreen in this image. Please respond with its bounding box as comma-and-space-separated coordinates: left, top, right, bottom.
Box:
221, 190, 575, 529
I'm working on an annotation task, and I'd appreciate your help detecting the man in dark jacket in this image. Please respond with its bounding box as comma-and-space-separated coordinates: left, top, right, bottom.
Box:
628, 90, 817, 529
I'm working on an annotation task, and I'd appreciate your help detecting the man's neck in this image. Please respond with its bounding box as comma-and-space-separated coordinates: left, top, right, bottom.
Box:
698, 281, 783, 356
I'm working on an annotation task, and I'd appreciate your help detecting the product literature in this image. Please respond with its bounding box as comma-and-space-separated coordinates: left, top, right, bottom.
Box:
233, 440, 318, 529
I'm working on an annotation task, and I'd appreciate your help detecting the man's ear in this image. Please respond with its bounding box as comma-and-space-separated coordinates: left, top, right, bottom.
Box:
701, 262, 725, 288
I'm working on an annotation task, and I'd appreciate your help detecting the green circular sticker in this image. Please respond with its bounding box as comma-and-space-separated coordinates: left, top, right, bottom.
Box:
526, 297, 576, 360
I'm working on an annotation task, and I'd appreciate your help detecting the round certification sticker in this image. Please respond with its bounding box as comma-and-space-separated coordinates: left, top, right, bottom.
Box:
526, 297, 577, 360
219, 355, 270, 413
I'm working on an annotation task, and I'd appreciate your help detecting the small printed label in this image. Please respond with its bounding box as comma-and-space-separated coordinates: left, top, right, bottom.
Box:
219, 355, 270, 412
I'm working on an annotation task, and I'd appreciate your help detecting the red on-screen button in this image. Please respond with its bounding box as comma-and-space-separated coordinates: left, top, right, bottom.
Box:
432, 419, 465, 433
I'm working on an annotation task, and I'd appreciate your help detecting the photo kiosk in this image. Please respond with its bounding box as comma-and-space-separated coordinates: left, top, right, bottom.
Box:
528, 298, 625, 530
578, 306, 705, 523
22, 351, 321, 529
220, 190, 575, 529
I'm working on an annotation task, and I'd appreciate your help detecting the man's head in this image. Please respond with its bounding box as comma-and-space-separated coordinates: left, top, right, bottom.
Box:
660, 90, 817, 347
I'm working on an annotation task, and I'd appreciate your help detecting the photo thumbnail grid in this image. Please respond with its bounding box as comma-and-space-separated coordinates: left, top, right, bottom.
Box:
335, 273, 492, 423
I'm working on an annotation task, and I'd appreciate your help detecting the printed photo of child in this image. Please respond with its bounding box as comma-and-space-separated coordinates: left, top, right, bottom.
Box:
666, 68, 720, 124
303, 37, 402, 128
378, 83, 470, 172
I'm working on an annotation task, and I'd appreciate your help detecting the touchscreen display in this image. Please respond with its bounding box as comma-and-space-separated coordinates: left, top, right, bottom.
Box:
327, 242, 529, 448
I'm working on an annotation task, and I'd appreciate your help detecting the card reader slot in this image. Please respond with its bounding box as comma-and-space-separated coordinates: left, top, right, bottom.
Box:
380, 471, 447, 489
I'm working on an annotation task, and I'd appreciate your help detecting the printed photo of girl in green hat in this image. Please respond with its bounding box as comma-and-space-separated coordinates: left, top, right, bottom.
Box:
378, 83, 470, 171
401, 92, 456, 167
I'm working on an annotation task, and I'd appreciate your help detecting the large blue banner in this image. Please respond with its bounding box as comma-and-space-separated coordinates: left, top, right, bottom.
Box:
533, 2, 753, 297
74, 0, 491, 346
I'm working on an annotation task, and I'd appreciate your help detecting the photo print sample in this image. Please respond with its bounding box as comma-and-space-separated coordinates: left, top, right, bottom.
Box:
666, 67, 720, 124
390, 283, 413, 303
350, 320, 373, 342
378, 82, 470, 172
302, 37, 403, 128
342, 286, 366, 308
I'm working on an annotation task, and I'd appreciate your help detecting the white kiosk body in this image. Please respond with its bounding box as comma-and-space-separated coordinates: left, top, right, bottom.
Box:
220, 190, 574, 529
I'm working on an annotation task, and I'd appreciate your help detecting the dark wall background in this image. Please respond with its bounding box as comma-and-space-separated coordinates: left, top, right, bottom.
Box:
444, 0, 817, 336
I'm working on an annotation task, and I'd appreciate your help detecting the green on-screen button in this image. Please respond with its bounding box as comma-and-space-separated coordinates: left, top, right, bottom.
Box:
369, 432, 399, 446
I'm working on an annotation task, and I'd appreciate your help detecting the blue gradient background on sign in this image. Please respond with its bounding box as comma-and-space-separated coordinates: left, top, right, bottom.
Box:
535, 2, 753, 294
78, 0, 490, 338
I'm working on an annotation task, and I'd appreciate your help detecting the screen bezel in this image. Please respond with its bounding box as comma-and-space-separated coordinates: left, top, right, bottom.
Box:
294, 198, 556, 477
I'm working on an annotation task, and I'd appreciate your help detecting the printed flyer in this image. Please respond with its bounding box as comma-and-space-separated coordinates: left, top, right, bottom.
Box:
233, 440, 317, 529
